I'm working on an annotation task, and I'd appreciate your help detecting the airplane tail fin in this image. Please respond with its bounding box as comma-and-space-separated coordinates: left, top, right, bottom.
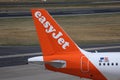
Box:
30, 9, 107, 79
31, 9, 79, 56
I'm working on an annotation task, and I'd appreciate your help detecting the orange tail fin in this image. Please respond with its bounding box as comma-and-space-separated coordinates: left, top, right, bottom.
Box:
31, 9, 79, 56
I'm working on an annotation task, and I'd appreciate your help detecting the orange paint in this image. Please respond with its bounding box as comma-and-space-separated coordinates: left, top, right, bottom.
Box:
31, 9, 107, 80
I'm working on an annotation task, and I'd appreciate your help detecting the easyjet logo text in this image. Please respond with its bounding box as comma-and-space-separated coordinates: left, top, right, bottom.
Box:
34, 11, 69, 50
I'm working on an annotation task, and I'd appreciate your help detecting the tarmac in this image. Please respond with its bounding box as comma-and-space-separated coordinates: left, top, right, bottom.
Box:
0, 44, 120, 80
0, 7, 120, 17
0, 43, 120, 67
0, 64, 81, 80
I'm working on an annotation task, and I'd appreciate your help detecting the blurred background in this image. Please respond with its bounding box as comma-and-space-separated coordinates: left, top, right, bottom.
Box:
0, 0, 120, 46
0, 1, 120, 80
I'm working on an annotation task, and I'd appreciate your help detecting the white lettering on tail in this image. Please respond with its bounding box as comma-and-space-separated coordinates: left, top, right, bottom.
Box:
35, 11, 69, 50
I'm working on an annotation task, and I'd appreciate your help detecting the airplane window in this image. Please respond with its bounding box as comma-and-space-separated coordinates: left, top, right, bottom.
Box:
111, 63, 114, 66
99, 63, 118, 66
107, 63, 110, 66
103, 63, 105, 66
99, 63, 101, 66
116, 63, 118, 66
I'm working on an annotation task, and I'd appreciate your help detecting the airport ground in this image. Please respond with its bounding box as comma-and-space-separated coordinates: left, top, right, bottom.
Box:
0, 46, 120, 80
0, 12, 120, 46
0, 44, 120, 67
0, 44, 120, 80
0, 0, 120, 13
0, 64, 81, 80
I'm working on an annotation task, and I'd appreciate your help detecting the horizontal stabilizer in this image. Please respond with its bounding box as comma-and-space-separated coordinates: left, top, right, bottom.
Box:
28, 56, 44, 65
28, 56, 66, 68
47, 60, 66, 68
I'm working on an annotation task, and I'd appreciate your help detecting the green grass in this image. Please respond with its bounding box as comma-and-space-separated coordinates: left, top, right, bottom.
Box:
0, 13, 120, 46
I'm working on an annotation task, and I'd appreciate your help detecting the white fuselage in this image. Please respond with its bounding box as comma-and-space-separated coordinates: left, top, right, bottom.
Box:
82, 49, 120, 80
